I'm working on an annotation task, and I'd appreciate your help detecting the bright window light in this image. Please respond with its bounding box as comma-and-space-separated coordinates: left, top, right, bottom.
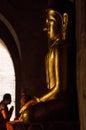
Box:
0, 39, 15, 121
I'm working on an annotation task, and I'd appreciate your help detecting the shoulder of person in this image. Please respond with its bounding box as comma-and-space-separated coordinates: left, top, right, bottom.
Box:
19, 99, 37, 114
0, 103, 5, 111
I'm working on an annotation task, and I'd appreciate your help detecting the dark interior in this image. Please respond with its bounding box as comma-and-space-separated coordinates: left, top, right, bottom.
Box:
0, 0, 85, 129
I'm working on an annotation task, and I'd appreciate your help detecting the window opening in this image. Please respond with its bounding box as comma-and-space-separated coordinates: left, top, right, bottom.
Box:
0, 39, 15, 120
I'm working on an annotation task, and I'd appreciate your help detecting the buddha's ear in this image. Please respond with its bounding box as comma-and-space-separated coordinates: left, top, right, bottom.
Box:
62, 13, 68, 40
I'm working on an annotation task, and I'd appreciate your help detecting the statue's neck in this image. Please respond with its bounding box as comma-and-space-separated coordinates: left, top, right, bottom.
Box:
48, 38, 60, 48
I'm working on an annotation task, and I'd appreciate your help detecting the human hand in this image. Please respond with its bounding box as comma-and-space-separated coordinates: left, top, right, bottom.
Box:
10, 106, 14, 113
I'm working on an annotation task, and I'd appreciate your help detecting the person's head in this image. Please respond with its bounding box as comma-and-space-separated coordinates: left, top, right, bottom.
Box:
3, 93, 12, 105
44, 9, 68, 41
20, 94, 32, 106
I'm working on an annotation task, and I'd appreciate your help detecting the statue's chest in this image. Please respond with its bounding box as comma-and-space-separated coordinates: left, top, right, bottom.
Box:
47, 48, 55, 64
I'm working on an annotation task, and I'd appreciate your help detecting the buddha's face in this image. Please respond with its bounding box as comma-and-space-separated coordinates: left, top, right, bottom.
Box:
45, 10, 63, 42
46, 18, 56, 41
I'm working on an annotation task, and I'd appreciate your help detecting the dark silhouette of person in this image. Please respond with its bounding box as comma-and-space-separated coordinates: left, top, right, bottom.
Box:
0, 93, 14, 130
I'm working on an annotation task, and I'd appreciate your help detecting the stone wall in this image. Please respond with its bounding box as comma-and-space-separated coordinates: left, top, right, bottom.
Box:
76, 0, 86, 130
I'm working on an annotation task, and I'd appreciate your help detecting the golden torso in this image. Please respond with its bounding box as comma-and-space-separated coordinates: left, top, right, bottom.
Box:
46, 47, 57, 89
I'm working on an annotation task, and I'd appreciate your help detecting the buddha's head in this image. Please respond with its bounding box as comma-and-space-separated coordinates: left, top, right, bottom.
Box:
44, 9, 68, 41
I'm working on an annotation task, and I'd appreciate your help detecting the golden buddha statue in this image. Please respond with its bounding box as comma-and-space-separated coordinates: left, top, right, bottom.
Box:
20, 9, 69, 113
36, 9, 68, 102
